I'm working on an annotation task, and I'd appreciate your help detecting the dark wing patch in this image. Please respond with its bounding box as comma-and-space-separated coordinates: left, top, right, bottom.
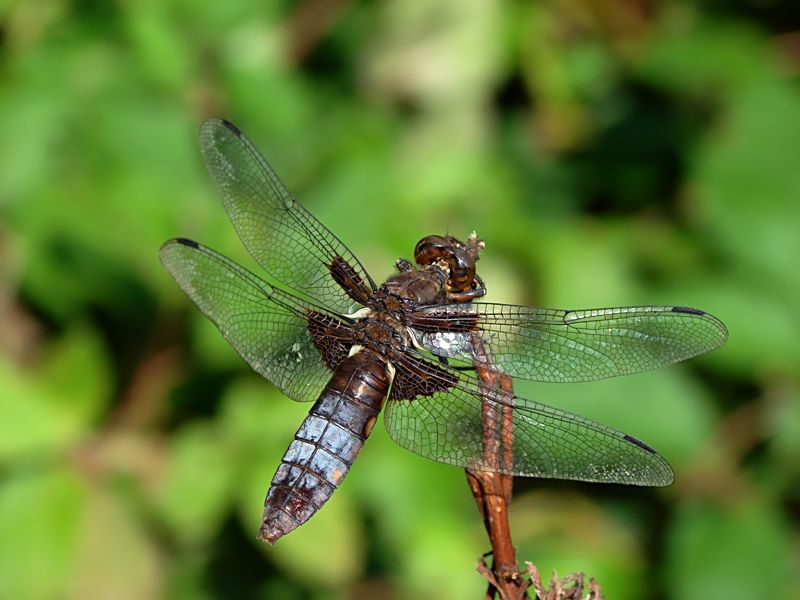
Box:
390, 353, 458, 401
329, 255, 372, 306
306, 310, 353, 371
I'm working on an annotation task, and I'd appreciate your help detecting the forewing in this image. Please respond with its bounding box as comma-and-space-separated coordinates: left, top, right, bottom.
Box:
384, 353, 673, 485
160, 238, 353, 402
198, 119, 375, 314
410, 304, 728, 383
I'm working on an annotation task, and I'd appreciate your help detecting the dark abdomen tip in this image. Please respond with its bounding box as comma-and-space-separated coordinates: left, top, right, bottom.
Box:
259, 525, 283, 545
259, 507, 299, 545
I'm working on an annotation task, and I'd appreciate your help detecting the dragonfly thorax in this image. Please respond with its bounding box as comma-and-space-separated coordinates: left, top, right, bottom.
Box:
351, 311, 412, 358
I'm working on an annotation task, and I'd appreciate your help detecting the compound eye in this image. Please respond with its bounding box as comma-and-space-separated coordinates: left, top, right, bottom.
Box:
414, 235, 450, 266
414, 235, 477, 293
447, 248, 468, 289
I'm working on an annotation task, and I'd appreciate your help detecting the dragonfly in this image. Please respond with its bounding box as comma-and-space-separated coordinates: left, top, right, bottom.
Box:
160, 119, 728, 543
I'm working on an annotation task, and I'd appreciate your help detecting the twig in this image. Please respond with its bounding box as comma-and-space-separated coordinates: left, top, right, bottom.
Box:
466, 351, 606, 600
467, 332, 530, 600
455, 234, 603, 599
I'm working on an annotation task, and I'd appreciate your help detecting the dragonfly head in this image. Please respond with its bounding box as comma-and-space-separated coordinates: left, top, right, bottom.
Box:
413, 234, 484, 294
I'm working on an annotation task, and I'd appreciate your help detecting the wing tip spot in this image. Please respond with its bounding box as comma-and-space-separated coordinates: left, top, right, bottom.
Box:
222, 119, 242, 136
671, 306, 705, 316
176, 238, 199, 249
623, 434, 657, 455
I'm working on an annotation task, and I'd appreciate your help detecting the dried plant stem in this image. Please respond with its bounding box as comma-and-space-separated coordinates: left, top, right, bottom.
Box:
466, 334, 604, 600
467, 332, 531, 600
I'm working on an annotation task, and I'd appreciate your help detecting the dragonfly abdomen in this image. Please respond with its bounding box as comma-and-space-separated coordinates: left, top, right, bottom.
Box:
260, 349, 392, 543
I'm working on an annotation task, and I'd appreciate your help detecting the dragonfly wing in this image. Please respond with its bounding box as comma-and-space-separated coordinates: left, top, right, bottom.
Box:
410, 303, 728, 383
160, 238, 354, 402
198, 119, 375, 314
384, 352, 673, 485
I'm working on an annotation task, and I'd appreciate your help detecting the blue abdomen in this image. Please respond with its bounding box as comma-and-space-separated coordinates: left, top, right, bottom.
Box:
260, 349, 391, 543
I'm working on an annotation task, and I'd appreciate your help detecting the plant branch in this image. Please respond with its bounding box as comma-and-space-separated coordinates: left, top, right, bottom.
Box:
467, 332, 530, 600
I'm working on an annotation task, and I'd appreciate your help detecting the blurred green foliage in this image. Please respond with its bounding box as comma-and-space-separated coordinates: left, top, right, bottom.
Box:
1, 1, 799, 598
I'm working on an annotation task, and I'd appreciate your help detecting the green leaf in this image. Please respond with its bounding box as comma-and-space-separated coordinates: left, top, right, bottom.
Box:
666, 500, 793, 599
0, 468, 87, 598
513, 491, 647, 600
0, 325, 109, 460
153, 422, 236, 545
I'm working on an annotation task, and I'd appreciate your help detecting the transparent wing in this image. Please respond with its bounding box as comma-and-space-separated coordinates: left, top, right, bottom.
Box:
409, 304, 728, 383
198, 119, 376, 315
384, 352, 673, 485
160, 238, 353, 402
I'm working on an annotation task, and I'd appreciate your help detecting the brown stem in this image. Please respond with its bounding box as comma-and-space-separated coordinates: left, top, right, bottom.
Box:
467, 332, 531, 600
452, 234, 602, 598
465, 351, 606, 600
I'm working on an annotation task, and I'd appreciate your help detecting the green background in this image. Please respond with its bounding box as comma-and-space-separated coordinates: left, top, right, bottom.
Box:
1, 1, 798, 598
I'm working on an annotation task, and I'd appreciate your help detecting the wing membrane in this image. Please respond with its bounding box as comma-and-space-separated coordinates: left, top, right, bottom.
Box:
198, 119, 375, 314
410, 304, 728, 383
160, 238, 347, 402
384, 352, 673, 485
